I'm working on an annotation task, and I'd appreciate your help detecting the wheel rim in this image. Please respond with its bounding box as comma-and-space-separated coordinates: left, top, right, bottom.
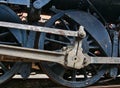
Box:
39, 12, 107, 87
0, 4, 25, 84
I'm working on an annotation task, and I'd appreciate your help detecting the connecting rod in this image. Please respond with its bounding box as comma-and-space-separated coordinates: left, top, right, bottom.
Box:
1, 21, 120, 69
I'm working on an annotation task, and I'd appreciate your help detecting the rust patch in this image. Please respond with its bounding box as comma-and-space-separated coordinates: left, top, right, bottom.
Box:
58, 30, 65, 36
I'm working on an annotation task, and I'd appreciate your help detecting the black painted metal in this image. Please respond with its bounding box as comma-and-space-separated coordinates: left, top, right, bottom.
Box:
90, 0, 120, 22
51, 0, 120, 22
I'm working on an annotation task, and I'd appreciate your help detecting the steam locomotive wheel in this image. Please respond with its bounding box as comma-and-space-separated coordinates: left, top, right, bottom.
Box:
39, 12, 107, 87
0, 4, 25, 84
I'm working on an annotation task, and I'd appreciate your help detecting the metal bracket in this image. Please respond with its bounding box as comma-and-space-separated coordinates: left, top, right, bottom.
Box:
66, 41, 85, 69
66, 26, 86, 69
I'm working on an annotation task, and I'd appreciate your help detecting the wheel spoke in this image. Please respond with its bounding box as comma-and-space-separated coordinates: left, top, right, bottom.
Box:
45, 38, 70, 45
59, 69, 66, 77
82, 69, 88, 79
89, 46, 99, 49
90, 65, 98, 74
0, 32, 9, 37
60, 19, 71, 30
71, 69, 77, 81
0, 42, 19, 45
50, 64, 66, 77
0, 62, 8, 72
88, 52, 96, 56
88, 40, 94, 44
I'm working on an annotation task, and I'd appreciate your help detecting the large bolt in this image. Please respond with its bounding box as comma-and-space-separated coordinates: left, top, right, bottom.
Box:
62, 47, 67, 51
78, 26, 86, 38
79, 33, 86, 38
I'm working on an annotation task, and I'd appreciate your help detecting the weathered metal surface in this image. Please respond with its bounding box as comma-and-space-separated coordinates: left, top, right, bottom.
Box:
19, 31, 36, 78
0, 44, 65, 64
0, 56, 37, 62
0, 4, 26, 85
65, 11, 112, 56
67, 41, 85, 69
0, 62, 22, 85
0, 14, 87, 69
110, 31, 119, 78
3, 44, 120, 65
0, 0, 30, 7
0, 4, 26, 45
89, 57, 120, 64
0, 38, 86, 69
33, 0, 51, 9
37, 11, 107, 88
0, 21, 79, 37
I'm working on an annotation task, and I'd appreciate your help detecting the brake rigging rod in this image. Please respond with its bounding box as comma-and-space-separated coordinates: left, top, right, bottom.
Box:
0, 21, 78, 37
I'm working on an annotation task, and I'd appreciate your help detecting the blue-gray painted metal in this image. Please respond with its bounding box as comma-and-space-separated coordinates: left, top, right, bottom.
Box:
19, 31, 36, 79
65, 11, 112, 56
39, 12, 64, 49
0, 4, 27, 46
110, 31, 119, 78
0, 4, 26, 84
39, 12, 107, 88
0, 0, 30, 7
33, 0, 51, 9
